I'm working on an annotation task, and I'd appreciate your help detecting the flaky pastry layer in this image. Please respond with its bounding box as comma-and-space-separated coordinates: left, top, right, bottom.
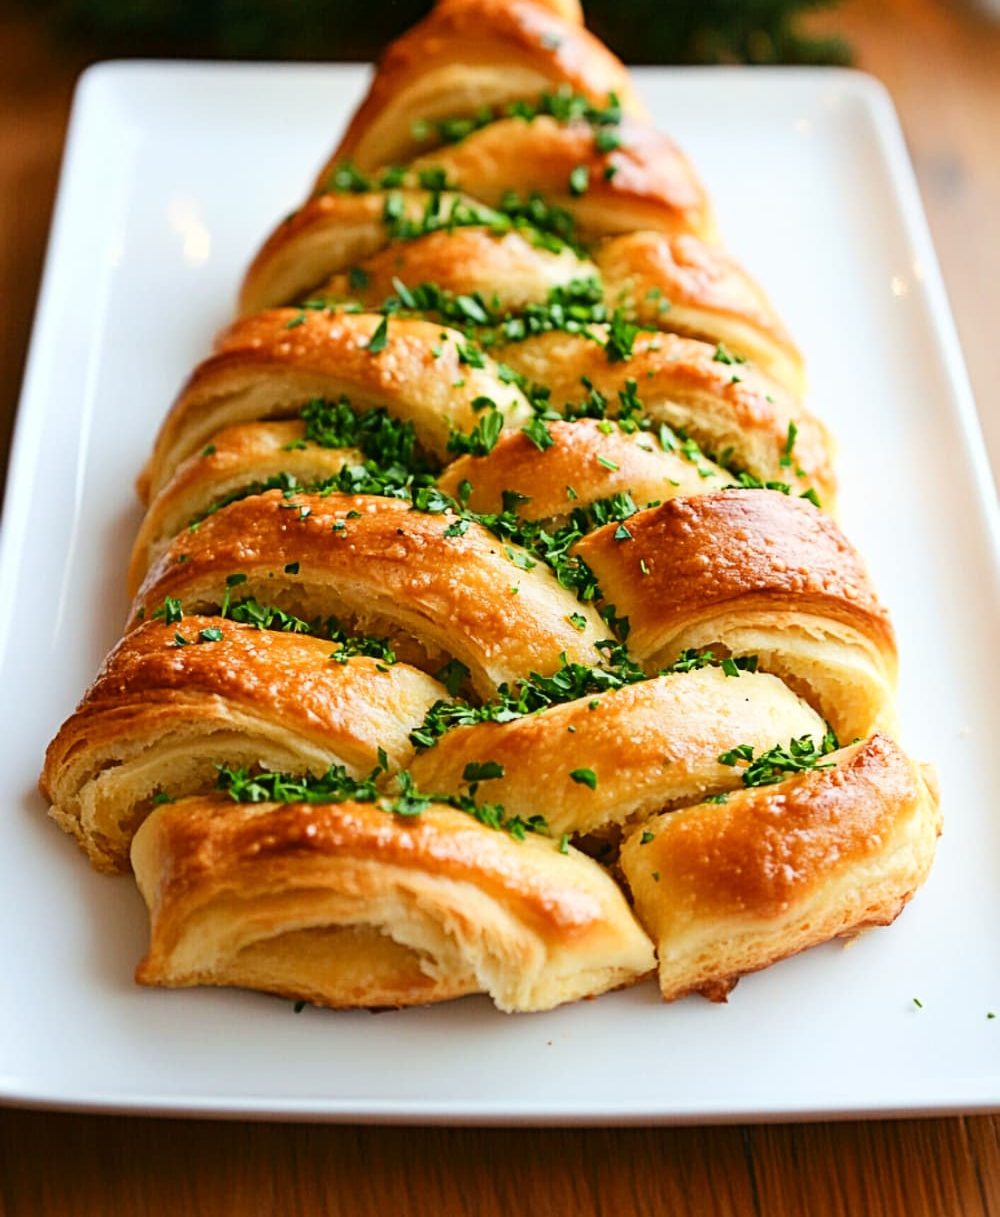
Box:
41, 618, 446, 872
620, 735, 941, 1001
132, 796, 655, 1012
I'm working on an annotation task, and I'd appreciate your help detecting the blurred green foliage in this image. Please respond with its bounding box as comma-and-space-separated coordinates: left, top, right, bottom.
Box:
24, 0, 850, 65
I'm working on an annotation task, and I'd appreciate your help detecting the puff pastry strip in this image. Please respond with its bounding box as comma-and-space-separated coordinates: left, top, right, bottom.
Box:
496, 330, 834, 506
128, 420, 363, 595
594, 232, 805, 397
132, 796, 656, 1012
141, 310, 533, 502
319, 226, 596, 314
129, 491, 607, 697
408, 667, 826, 838
41, 618, 445, 872
437, 417, 731, 520
620, 735, 941, 1001
406, 116, 713, 242
240, 190, 516, 318
574, 489, 897, 742
322, 0, 643, 173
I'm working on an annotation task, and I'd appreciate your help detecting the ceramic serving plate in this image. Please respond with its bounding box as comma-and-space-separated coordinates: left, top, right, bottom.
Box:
1, 62, 997, 1123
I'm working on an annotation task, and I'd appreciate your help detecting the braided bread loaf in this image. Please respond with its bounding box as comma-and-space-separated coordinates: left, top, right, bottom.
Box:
40, 0, 940, 1012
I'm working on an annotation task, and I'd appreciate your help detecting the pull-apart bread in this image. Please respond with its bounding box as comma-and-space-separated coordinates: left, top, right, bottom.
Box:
41, 0, 939, 1013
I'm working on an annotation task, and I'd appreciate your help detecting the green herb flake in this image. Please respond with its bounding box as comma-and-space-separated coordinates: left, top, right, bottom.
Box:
152, 596, 184, 626
462, 760, 505, 782
718, 732, 838, 787
569, 767, 597, 790
435, 658, 471, 697
568, 164, 590, 196
367, 315, 389, 353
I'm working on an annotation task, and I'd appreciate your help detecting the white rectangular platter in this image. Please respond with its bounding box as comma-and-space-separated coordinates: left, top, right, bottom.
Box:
1, 62, 997, 1123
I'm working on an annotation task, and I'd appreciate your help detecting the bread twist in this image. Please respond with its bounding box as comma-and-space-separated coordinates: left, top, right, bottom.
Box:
41, 0, 940, 1012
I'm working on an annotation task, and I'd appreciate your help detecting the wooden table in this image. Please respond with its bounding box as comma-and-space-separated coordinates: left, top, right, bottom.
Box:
0, 1, 996, 1211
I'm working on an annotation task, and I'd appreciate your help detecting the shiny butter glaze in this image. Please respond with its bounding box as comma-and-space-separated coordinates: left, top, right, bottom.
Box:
575, 489, 894, 657
129, 491, 606, 695
624, 735, 933, 920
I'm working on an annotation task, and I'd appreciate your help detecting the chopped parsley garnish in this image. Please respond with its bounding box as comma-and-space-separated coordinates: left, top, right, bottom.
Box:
151, 596, 183, 625
447, 407, 504, 457
216, 761, 544, 841
410, 87, 622, 149
605, 309, 640, 362
462, 761, 505, 782
367, 314, 389, 353
718, 730, 839, 787
712, 342, 747, 366
522, 415, 554, 451
781, 421, 798, 467
569, 768, 597, 789
408, 642, 646, 749
568, 164, 589, 196
665, 648, 759, 676
435, 658, 471, 697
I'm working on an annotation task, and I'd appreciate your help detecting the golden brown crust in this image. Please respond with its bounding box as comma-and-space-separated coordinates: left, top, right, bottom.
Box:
322, 0, 643, 174
407, 116, 713, 242
496, 330, 834, 505
409, 667, 825, 838
132, 795, 656, 1012
437, 418, 729, 520
141, 309, 532, 501
128, 420, 362, 596
239, 190, 496, 317
40, 617, 446, 872
129, 491, 606, 697
595, 232, 805, 397
620, 735, 942, 1001
573, 490, 896, 740
321, 226, 596, 314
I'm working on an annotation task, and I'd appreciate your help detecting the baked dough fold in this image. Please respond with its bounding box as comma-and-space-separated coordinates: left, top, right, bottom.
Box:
142, 310, 533, 501
573, 489, 897, 740
132, 795, 656, 1012
408, 667, 826, 838
41, 618, 446, 872
129, 491, 607, 697
437, 417, 730, 520
321, 0, 644, 173
128, 420, 362, 595
620, 734, 941, 1001
496, 330, 834, 506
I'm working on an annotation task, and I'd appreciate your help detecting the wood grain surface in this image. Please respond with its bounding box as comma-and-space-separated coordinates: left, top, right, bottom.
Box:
0, 0, 996, 1212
